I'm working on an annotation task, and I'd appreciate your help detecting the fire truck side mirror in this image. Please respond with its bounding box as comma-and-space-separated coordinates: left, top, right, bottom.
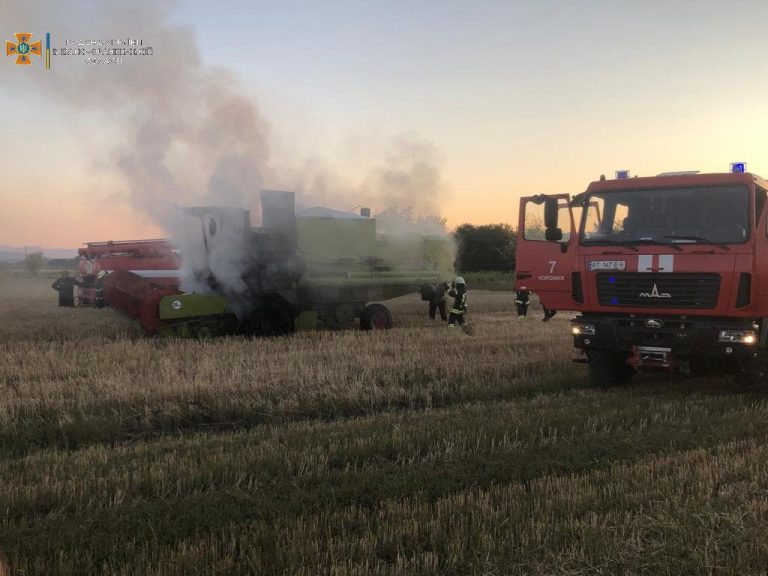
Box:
545, 227, 563, 241
544, 197, 559, 229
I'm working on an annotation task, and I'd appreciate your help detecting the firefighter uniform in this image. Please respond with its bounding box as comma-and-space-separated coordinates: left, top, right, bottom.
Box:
515, 290, 530, 318
448, 277, 467, 327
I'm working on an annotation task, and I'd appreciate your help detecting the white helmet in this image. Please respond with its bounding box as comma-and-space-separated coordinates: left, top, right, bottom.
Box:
453, 276, 465, 285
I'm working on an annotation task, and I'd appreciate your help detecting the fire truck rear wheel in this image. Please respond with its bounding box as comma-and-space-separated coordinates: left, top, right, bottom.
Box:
588, 350, 634, 388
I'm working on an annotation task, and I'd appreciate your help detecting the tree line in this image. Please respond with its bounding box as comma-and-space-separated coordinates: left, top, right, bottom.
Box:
453, 223, 517, 273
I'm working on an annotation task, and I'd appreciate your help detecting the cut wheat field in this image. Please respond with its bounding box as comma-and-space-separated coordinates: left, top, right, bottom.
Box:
2, 273, 768, 575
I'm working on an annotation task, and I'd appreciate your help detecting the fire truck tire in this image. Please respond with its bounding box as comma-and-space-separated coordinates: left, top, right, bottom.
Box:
735, 352, 768, 387
588, 350, 634, 388
360, 304, 393, 330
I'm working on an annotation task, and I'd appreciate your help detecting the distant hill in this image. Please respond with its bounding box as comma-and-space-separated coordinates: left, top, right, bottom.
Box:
0, 245, 77, 263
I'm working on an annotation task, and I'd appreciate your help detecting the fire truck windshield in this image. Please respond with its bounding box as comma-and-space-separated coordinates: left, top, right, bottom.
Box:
580, 185, 750, 246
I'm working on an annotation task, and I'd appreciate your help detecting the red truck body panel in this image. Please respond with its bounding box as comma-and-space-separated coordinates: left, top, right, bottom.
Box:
77, 239, 180, 281
76, 239, 181, 305
515, 172, 768, 318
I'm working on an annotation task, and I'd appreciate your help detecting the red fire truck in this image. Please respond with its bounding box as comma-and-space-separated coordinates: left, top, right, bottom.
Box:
77, 239, 180, 306
515, 166, 767, 386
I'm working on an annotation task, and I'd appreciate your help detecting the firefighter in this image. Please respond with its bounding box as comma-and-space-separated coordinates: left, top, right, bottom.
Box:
515, 289, 530, 318
429, 282, 449, 321
51, 271, 82, 307
447, 277, 467, 328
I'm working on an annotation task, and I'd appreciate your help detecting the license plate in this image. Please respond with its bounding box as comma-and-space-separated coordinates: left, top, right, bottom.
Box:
588, 260, 626, 271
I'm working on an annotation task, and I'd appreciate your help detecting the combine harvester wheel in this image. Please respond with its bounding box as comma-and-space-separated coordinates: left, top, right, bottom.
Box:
360, 303, 393, 330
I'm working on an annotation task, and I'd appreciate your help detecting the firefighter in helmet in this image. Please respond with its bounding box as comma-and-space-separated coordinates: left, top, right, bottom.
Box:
448, 277, 467, 328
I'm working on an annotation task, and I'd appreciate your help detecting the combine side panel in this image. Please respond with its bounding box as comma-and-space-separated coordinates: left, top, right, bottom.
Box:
102, 270, 181, 334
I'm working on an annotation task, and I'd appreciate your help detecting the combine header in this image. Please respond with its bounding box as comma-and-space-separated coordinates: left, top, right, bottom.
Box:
102, 271, 231, 336
102, 191, 454, 336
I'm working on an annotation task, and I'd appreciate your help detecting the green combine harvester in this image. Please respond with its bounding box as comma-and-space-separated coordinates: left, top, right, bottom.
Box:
102, 191, 454, 336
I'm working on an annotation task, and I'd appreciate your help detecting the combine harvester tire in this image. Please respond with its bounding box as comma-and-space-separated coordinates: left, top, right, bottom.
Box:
360, 303, 393, 330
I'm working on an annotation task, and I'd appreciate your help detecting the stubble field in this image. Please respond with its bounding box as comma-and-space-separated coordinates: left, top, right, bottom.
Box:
2, 273, 768, 575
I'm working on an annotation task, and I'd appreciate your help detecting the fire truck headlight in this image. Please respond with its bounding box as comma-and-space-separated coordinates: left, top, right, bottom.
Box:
718, 329, 757, 344
572, 323, 596, 336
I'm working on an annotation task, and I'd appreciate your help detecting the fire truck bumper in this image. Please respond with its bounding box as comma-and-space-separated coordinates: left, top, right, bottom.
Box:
571, 314, 759, 370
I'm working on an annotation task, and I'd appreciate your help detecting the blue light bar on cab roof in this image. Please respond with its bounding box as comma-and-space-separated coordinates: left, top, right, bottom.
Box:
731, 162, 746, 173
615, 170, 630, 179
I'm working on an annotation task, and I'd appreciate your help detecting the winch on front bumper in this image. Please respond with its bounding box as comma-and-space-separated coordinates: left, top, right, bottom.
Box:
571, 314, 759, 371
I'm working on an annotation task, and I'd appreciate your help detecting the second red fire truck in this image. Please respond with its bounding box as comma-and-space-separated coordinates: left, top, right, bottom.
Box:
76, 239, 180, 306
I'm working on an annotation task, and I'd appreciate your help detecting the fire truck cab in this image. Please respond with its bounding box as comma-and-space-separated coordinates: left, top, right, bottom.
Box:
515, 168, 768, 385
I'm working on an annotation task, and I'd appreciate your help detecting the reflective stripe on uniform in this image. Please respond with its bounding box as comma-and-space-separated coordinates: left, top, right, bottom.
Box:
450, 309, 465, 315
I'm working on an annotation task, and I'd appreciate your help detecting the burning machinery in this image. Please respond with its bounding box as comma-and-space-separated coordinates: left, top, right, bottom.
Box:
103, 191, 453, 336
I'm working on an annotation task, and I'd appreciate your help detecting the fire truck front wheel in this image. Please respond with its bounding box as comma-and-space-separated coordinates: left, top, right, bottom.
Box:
735, 352, 768, 387
588, 350, 634, 388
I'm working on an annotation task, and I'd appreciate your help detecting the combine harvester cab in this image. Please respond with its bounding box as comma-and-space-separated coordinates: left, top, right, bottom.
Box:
515, 166, 768, 386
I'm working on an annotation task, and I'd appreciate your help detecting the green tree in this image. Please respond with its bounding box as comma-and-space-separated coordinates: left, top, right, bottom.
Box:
23, 251, 47, 276
453, 224, 516, 272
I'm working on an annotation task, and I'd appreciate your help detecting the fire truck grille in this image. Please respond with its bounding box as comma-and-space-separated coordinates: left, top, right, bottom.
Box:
596, 273, 720, 309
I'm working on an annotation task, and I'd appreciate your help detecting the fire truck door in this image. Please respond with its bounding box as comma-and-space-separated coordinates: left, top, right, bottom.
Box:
515, 194, 582, 311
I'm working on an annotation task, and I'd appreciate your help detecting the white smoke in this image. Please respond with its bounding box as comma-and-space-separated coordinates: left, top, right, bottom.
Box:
1, 0, 454, 297
278, 135, 451, 235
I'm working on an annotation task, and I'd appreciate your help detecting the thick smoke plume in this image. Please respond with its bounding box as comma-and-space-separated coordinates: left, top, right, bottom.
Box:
2, 0, 454, 294
0, 1, 270, 224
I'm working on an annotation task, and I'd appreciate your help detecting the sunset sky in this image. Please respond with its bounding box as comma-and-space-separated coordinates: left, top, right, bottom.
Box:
2, 0, 768, 248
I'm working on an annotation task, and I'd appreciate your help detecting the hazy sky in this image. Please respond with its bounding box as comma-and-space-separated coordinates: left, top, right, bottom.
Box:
2, 0, 768, 247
